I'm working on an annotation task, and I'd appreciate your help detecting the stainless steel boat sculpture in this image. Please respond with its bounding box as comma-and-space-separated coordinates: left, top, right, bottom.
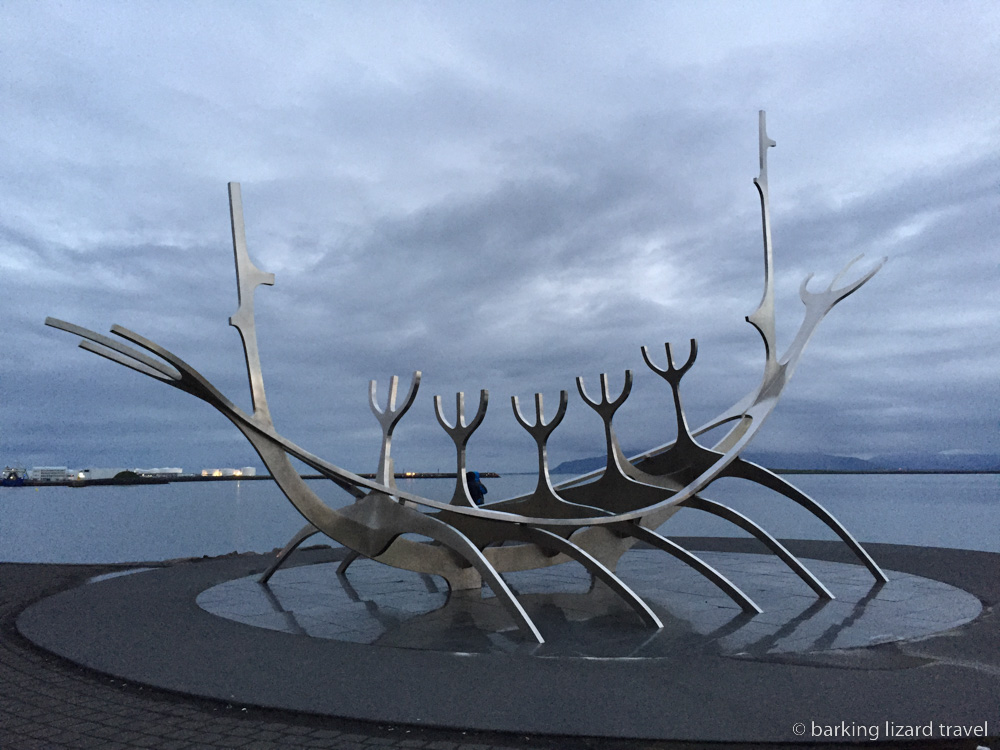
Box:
48, 112, 888, 643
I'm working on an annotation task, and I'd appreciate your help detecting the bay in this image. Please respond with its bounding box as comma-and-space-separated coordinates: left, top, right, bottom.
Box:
0, 473, 996, 564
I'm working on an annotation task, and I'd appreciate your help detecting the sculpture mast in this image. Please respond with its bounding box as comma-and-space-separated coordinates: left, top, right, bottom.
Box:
747, 110, 780, 383
227, 183, 276, 428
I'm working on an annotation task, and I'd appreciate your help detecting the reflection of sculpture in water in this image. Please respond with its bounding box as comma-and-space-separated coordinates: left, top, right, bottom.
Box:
48, 111, 888, 644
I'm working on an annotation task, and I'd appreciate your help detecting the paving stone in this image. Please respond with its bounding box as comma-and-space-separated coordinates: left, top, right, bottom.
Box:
75, 736, 120, 749
24, 723, 63, 739
257, 721, 294, 731
311, 728, 344, 739
253, 729, 287, 742
9, 737, 55, 750
298, 738, 341, 748
157, 741, 197, 750
0, 713, 32, 730
338, 732, 374, 743
46, 714, 83, 729
49, 732, 83, 747
193, 730, 228, 743
226, 723, 262, 737
215, 735, 254, 748
132, 734, 170, 748
112, 729, 151, 744
100, 714, 134, 727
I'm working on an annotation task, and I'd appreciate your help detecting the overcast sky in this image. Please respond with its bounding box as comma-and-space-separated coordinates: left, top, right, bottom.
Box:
2, 2, 997, 475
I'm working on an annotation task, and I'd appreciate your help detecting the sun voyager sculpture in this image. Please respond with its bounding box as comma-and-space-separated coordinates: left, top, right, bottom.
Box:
49, 112, 888, 643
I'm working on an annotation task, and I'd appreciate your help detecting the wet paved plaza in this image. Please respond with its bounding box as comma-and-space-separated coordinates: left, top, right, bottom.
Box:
197, 550, 981, 658
13, 540, 1000, 745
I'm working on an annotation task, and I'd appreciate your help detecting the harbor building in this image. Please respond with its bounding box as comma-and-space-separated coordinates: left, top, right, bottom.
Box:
28, 467, 71, 482
201, 467, 256, 477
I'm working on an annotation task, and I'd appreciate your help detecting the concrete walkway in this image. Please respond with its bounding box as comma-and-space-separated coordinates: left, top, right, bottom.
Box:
3, 539, 998, 749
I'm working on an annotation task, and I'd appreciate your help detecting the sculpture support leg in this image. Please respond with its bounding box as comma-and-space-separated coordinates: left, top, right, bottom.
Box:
519, 526, 663, 628
724, 458, 889, 583
259, 522, 320, 583
337, 549, 361, 575
391, 511, 546, 643
619, 522, 762, 614
683, 496, 835, 599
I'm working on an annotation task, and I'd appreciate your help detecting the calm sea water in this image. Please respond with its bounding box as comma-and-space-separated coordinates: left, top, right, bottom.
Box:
0, 473, 996, 564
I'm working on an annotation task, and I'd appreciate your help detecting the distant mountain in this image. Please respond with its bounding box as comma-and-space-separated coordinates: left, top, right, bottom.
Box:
550, 448, 648, 476
852, 452, 1000, 472
742, 452, 877, 472
551, 450, 999, 474
550, 456, 608, 475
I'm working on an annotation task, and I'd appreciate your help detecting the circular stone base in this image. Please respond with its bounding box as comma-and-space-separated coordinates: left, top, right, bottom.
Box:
16, 540, 1000, 743
197, 551, 980, 658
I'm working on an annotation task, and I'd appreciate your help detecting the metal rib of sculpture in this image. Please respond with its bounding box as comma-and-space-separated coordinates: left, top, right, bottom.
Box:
47, 112, 888, 644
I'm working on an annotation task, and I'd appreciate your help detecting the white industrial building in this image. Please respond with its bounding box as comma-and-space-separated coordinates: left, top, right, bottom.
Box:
201, 467, 256, 477
29, 467, 71, 482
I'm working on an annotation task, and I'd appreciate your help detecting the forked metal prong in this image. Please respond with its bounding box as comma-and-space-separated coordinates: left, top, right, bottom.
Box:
800, 254, 887, 309
642, 339, 697, 384
576, 371, 632, 418
435, 390, 489, 507
433, 393, 452, 429
369, 371, 421, 488
435, 390, 488, 436
512, 390, 568, 437
370, 371, 421, 430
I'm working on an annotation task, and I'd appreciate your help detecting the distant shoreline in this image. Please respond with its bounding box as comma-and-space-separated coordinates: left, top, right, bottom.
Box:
541, 469, 999, 476
10, 471, 501, 488
764, 469, 1000, 475
7, 468, 996, 488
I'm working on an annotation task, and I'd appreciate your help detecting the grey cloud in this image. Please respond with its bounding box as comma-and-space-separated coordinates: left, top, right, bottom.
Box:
2, 2, 997, 474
